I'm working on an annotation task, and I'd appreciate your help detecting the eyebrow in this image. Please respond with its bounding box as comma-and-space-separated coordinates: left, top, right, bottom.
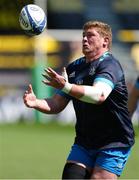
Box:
83, 31, 96, 36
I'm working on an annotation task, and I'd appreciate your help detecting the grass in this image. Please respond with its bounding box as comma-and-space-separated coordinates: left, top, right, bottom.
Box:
0, 122, 75, 179
120, 126, 139, 179
0, 122, 139, 179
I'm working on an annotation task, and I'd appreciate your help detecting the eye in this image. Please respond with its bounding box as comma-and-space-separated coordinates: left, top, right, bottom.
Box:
82, 33, 86, 38
88, 34, 93, 37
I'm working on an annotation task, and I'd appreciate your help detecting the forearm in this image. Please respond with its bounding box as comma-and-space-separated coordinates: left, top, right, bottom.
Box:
23, 83, 68, 114
34, 98, 62, 114
41, 67, 112, 104
33, 99, 51, 114
62, 82, 112, 104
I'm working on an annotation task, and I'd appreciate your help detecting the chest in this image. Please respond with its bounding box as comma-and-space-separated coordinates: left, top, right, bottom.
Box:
68, 62, 97, 85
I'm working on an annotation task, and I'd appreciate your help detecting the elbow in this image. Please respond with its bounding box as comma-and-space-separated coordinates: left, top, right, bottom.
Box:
79, 86, 109, 104
97, 94, 106, 104
92, 91, 107, 104
79, 93, 106, 104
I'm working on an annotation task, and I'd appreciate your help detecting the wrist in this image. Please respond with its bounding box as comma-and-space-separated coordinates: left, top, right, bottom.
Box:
62, 82, 72, 94
34, 99, 39, 109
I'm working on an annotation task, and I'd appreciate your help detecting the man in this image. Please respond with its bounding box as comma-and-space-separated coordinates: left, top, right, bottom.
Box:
23, 21, 135, 179
128, 76, 139, 117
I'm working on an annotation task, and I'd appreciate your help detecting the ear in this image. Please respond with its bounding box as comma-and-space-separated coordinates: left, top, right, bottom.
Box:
103, 37, 109, 48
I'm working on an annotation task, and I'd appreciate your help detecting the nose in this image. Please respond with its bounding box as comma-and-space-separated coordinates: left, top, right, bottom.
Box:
83, 36, 87, 42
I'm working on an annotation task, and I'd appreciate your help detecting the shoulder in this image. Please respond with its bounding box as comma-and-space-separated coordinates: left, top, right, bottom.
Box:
103, 53, 121, 65
68, 56, 85, 67
66, 56, 85, 71
95, 53, 124, 84
97, 53, 123, 72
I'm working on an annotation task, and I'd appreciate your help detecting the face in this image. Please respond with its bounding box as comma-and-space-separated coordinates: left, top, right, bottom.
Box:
82, 28, 107, 56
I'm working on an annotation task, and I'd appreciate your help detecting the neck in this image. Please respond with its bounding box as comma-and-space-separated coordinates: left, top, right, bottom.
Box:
85, 49, 109, 63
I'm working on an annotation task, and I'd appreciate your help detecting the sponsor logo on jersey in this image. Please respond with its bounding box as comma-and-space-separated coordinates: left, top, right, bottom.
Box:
89, 67, 95, 76
69, 71, 75, 78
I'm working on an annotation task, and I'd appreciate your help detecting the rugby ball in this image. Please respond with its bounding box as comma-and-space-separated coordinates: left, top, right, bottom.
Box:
19, 4, 47, 35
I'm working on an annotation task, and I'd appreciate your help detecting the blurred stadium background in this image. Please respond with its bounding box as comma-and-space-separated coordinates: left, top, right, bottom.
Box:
0, 0, 139, 179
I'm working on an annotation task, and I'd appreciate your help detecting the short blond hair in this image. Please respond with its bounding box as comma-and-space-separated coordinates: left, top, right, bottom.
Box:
83, 21, 112, 50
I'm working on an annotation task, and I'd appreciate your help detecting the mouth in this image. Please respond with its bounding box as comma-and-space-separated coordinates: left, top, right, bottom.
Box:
83, 44, 88, 48
83, 44, 89, 50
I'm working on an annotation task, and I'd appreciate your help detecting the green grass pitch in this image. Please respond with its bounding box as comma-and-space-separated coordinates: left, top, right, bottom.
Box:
0, 122, 139, 179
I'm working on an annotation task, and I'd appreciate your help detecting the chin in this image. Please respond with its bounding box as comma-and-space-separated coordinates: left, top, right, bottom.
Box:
83, 49, 90, 55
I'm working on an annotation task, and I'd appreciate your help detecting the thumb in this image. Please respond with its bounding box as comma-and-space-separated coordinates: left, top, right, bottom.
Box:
62, 67, 68, 82
28, 84, 34, 93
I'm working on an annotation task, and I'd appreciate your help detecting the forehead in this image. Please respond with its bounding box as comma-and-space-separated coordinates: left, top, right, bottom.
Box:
83, 28, 99, 35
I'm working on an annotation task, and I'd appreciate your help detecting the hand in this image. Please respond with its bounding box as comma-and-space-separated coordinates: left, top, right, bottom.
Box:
42, 67, 67, 89
62, 67, 68, 82
23, 84, 37, 108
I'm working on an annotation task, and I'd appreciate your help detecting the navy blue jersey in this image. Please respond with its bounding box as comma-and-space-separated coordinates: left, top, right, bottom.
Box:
57, 52, 135, 149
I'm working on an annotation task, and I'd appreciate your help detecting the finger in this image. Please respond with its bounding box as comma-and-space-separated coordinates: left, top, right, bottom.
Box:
28, 84, 33, 93
25, 90, 28, 94
47, 67, 56, 73
62, 67, 68, 81
23, 94, 27, 99
24, 88, 30, 97
45, 67, 57, 77
23, 94, 26, 99
42, 80, 51, 85
42, 73, 52, 81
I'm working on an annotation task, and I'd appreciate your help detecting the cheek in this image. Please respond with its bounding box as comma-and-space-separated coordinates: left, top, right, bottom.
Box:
90, 39, 100, 46
96, 39, 104, 47
88, 38, 95, 45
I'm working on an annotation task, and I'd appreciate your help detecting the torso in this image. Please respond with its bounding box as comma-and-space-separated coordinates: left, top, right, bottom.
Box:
60, 53, 135, 149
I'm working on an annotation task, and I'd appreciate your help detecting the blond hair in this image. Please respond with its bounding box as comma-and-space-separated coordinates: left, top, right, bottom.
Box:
83, 21, 112, 50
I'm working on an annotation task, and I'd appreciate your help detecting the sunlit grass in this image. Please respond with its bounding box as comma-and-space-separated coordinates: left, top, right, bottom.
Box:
0, 122, 139, 179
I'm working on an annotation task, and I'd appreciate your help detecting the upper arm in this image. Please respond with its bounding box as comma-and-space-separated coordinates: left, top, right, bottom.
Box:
95, 58, 123, 87
93, 80, 113, 99
78, 80, 113, 104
